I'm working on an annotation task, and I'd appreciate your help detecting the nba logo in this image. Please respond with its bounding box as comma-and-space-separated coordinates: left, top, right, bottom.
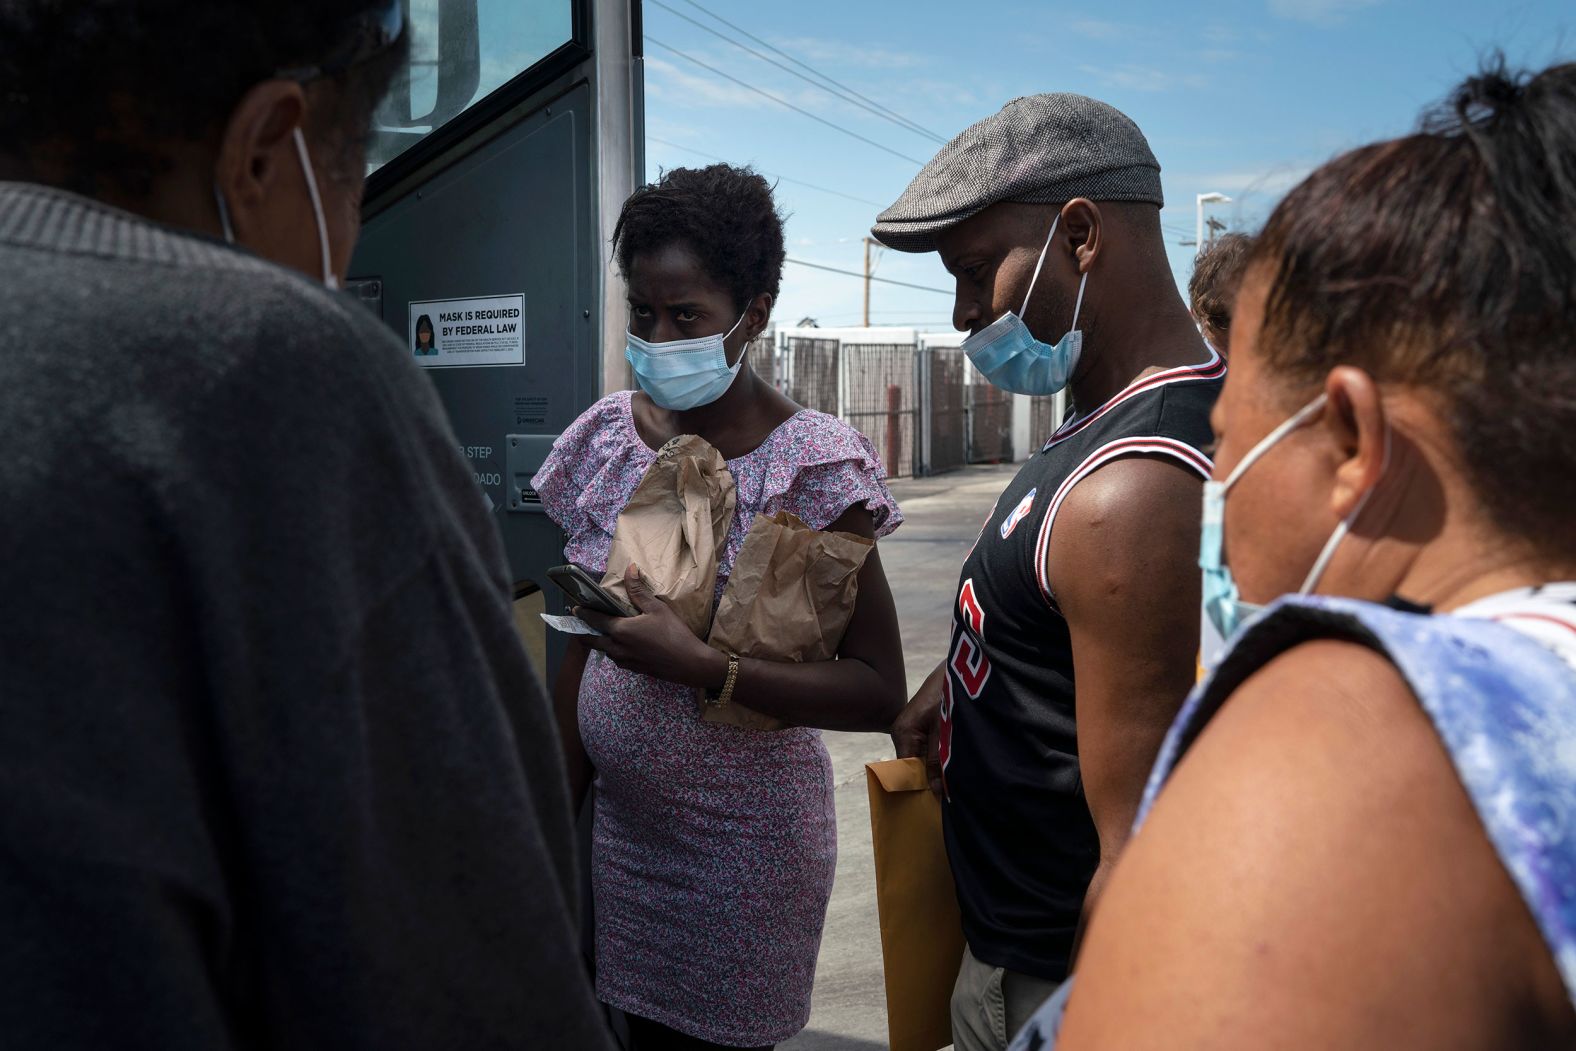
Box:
999, 488, 1037, 540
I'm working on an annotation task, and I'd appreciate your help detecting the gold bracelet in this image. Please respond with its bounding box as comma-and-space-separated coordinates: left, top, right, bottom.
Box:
715, 652, 741, 708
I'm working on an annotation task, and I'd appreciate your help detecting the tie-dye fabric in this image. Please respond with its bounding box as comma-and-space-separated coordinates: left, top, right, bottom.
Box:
1011, 586, 1576, 1050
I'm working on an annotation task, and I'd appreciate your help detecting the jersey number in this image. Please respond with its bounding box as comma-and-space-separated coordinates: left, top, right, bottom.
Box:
939, 579, 990, 797
949, 578, 991, 700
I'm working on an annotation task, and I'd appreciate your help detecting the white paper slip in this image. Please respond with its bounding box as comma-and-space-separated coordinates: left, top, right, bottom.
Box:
540, 613, 603, 636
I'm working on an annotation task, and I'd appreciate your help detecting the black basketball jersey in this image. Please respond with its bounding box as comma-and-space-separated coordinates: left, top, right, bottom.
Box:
941, 348, 1225, 980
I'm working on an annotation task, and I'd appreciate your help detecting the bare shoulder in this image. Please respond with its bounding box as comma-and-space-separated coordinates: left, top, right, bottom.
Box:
1047, 454, 1204, 611
1053, 453, 1205, 539
1058, 638, 1576, 1050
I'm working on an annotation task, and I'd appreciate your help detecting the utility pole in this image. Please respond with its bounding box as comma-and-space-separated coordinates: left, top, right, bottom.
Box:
862, 237, 873, 327
1195, 192, 1231, 257
1204, 216, 1228, 251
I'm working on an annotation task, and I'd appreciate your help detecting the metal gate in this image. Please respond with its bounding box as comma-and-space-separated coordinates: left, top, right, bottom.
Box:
1029, 393, 1068, 451
968, 383, 1013, 463
841, 343, 918, 478
781, 336, 840, 416
747, 332, 777, 390
920, 347, 966, 476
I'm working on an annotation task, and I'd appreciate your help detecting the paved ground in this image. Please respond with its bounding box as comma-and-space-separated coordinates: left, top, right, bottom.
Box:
782, 464, 1018, 1051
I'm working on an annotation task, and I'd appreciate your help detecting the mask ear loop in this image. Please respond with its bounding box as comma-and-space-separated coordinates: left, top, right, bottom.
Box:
723, 304, 751, 342
1222, 393, 1328, 490
214, 185, 236, 244
1018, 213, 1061, 316
1299, 417, 1393, 595
1068, 269, 1089, 332
291, 128, 337, 289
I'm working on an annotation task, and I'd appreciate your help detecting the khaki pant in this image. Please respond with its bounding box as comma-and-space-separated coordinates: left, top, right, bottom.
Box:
950, 943, 1061, 1051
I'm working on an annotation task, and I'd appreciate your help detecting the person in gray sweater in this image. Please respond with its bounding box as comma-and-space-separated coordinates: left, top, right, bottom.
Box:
0, 2, 612, 1048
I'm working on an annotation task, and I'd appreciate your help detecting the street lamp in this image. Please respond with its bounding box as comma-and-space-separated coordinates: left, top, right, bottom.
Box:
1196, 192, 1232, 257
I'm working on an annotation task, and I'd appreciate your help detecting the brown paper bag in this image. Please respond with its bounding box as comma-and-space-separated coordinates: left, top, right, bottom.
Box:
700, 511, 873, 729
601, 435, 736, 639
867, 757, 965, 1051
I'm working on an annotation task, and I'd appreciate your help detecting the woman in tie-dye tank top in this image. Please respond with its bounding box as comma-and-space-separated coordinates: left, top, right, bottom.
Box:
1019, 59, 1576, 1051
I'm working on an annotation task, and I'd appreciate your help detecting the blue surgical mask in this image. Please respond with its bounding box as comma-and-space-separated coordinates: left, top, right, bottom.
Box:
1199, 393, 1387, 666
961, 214, 1088, 396
626, 310, 748, 411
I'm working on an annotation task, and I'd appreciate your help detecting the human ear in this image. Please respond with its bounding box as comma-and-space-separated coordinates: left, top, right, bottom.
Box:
1062, 198, 1103, 273
745, 292, 773, 341
1325, 366, 1387, 520
213, 80, 306, 245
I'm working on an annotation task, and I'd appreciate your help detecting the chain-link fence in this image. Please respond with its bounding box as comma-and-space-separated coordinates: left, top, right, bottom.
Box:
773, 330, 1037, 478
780, 336, 840, 416
968, 383, 1014, 464
841, 343, 918, 479
1029, 394, 1065, 452
921, 347, 967, 476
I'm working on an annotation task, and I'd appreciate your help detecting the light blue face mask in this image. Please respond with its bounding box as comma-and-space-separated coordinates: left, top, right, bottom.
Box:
625, 309, 748, 411
1199, 393, 1387, 666
961, 213, 1088, 396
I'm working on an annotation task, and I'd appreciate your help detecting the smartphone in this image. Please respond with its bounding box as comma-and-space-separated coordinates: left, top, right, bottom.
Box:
547, 564, 638, 618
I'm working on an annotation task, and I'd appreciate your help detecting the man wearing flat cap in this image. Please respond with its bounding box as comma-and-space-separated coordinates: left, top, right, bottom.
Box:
882, 93, 1222, 1051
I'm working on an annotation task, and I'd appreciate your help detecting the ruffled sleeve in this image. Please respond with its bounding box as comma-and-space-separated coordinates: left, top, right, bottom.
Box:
758, 412, 903, 538
530, 392, 650, 573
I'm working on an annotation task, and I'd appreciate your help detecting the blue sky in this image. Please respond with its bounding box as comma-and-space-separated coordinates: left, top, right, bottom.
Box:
641, 0, 1574, 331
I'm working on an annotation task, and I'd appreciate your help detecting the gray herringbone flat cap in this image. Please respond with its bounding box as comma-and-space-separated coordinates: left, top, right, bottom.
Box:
872, 93, 1163, 252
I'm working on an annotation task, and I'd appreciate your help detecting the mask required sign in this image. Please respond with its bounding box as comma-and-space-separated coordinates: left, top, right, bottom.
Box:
408, 293, 525, 368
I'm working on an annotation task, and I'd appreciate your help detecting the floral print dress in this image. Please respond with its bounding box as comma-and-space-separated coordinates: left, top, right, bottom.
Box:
533, 391, 902, 1046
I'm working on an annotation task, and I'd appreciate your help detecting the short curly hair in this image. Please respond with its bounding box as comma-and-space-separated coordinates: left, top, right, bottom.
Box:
1188, 232, 1253, 339
0, 1, 407, 196
612, 164, 786, 313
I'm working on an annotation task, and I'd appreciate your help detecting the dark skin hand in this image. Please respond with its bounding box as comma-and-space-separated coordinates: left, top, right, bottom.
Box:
890, 660, 946, 796
549, 241, 907, 803
577, 500, 905, 732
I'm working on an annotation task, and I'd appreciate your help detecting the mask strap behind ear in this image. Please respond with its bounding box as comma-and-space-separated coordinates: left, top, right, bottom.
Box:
214, 185, 236, 244
724, 304, 751, 341
1069, 269, 1089, 331
291, 128, 336, 289
1299, 418, 1393, 595
1019, 213, 1061, 316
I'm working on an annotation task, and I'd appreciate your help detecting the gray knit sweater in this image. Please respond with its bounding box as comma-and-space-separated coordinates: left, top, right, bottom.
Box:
0, 183, 611, 1049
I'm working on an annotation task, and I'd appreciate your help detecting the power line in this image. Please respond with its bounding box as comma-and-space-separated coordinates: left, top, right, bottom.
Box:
646, 37, 927, 166
676, 0, 946, 144
646, 135, 885, 207
786, 257, 953, 295
648, 0, 946, 146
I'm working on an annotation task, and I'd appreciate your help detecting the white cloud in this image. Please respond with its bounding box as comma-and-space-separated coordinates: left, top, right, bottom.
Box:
769, 35, 926, 70
643, 55, 775, 110
1078, 64, 1209, 92
1267, 0, 1381, 25
1192, 166, 1315, 197
643, 54, 954, 134
1069, 18, 1131, 40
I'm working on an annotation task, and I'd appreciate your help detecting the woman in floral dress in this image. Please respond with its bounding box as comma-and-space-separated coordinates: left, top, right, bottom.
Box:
532, 164, 906, 1051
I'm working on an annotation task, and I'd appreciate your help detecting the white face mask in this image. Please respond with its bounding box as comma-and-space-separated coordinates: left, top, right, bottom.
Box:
213, 126, 338, 290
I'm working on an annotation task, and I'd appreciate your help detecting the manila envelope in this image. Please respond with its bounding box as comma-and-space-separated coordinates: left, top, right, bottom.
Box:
867, 757, 965, 1051
601, 434, 736, 640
